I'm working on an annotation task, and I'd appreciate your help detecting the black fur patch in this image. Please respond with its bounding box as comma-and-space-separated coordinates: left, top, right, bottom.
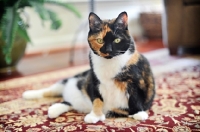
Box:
77, 79, 84, 90
106, 108, 129, 118
61, 79, 68, 84
61, 101, 72, 106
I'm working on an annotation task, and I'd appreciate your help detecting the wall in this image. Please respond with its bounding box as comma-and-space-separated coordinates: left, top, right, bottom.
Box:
25, 0, 163, 53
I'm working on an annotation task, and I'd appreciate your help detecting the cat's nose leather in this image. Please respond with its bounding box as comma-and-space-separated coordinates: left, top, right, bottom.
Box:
100, 43, 113, 54
105, 44, 112, 53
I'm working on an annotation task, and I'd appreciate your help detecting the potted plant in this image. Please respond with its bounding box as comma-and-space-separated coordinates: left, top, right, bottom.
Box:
0, 0, 81, 74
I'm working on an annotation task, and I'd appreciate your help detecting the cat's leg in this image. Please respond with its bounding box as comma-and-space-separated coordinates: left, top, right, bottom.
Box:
128, 95, 149, 120
106, 108, 148, 120
48, 101, 72, 118
47, 77, 93, 118
84, 98, 105, 123
22, 79, 67, 99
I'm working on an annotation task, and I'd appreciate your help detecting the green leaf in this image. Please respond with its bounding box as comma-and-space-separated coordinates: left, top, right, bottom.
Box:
27, 0, 45, 5
29, 1, 49, 21
47, 10, 62, 30
18, 0, 32, 8
1, 7, 19, 64
17, 17, 31, 42
5, 53, 12, 64
45, 1, 81, 18
51, 19, 61, 30
30, 1, 63, 30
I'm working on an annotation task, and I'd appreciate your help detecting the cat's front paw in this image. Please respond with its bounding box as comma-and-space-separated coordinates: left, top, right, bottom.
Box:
48, 104, 61, 118
48, 103, 70, 118
84, 111, 105, 123
129, 111, 148, 120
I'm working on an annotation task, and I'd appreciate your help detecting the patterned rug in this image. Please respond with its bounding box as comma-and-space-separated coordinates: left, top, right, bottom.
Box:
0, 49, 200, 132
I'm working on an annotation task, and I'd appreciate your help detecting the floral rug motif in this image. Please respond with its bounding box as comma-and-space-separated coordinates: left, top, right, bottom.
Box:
0, 51, 200, 132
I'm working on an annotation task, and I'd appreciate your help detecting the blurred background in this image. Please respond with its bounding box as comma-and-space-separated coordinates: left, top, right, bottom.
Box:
1, 0, 200, 79
25, 0, 162, 53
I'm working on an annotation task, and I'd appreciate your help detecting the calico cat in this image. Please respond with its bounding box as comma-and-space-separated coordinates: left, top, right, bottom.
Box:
22, 12, 155, 123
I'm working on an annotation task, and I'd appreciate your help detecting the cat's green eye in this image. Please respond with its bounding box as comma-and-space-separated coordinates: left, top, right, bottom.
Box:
97, 38, 104, 44
114, 38, 121, 43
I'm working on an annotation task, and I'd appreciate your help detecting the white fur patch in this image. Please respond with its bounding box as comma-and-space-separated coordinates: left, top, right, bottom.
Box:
99, 83, 128, 114
48, 103, 72, 118
91, 51, 132, 113
91, 50, 131, 84
62, 78, 92, 113
84, 111, 105, 123
129, 111, 148, 120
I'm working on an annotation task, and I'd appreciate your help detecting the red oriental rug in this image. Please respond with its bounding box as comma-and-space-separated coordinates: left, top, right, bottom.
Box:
0, 49, 200, 132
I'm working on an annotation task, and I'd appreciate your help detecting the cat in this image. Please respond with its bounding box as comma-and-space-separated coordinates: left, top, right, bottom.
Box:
22, 11, 155, 123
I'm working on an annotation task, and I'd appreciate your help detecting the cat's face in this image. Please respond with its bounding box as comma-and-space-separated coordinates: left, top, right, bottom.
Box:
88, 12, 132, 59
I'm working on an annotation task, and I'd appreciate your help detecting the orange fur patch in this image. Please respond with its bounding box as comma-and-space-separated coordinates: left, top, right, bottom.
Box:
146, 76, 154, 102
43, 91, 60, 97
88, 24, 112, 57
93, 98, 104, 116
112, 108, 129, 116
142, 71, 145, 77
127, 51, 140, 66
114, 80, 127, 92
102, 24, 111, 36
139, 79, 145, 89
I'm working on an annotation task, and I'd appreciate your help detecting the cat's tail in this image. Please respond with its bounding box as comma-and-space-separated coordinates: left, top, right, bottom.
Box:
22, 79, 67, 99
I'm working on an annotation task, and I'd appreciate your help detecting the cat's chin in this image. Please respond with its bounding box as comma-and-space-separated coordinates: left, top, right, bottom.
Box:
104, 56, 113, 59
103, 54, 122, 59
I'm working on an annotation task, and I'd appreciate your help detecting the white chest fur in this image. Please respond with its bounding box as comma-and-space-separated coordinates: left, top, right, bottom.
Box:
91, 51, 132, 113
91, 51, 131, 83
99, 82, 129, 113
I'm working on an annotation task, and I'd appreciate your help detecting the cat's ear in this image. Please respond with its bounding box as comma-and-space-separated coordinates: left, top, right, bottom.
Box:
114, 12, 128, 30
89, 12, 102, 31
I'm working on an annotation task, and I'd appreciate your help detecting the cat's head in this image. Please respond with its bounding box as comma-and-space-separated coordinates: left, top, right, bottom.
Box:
88, 12, 134, 59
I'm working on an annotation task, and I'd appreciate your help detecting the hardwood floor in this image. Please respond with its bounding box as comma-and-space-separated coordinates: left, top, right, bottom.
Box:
0, 39, 165, 80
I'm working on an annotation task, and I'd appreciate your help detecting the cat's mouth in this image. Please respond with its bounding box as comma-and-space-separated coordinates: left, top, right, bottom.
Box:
102, 52, 125, 59
99, 52, 113, 59
104, 56, 113, 59
97, 52, 113, 59
93, 50, 124, 59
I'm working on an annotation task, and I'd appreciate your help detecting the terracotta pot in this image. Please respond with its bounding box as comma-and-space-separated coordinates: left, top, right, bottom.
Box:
0, 34, 27, 75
